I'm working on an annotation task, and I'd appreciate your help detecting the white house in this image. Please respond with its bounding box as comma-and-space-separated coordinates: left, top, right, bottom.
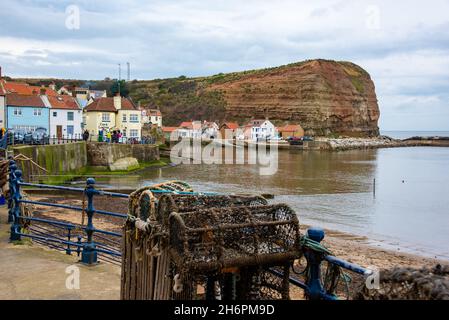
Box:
177, 121, 202, 139
48, 95, 83, 138
201, 121, 219, 139
141, 109, 162, 127
244, 119, 276, 141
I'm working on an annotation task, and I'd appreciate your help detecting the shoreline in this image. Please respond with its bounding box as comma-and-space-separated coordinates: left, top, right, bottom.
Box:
306, 136, 449, 151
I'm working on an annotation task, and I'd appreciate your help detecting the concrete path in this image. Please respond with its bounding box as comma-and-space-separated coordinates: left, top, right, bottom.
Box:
0, 207, 121, 300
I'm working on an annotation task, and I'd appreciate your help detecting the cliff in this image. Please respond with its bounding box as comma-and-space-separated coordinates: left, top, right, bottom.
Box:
129, 59, 380, 137
204, 60, 380, 137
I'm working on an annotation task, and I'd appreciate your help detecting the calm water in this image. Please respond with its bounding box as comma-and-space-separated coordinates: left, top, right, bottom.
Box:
98, 146, 449, 260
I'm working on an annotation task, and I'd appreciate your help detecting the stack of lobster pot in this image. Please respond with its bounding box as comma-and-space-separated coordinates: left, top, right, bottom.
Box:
121, 184, 302, 300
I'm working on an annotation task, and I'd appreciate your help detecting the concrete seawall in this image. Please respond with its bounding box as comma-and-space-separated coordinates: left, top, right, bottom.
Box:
86, 142, 159, 168
11, 142, 160, 180
13, 142, 87, 181
303, 138, 449, 151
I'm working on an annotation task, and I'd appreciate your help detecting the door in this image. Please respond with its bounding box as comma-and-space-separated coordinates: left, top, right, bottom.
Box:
56, 125, 62, 139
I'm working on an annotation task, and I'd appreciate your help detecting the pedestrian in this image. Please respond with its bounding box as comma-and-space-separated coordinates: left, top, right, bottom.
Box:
82, 129, 90, 141
117, 130, 122, 143
106, 130, 111, 143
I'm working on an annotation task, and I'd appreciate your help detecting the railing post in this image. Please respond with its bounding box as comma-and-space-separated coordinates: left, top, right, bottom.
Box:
66, 228, 72, 255
81, 178, 97, 264
10, 170, 22, 241
304, 227, 331, 300
8, 160, 17, 223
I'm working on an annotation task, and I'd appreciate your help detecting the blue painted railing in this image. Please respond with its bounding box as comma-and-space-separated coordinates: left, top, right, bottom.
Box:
7, 158, 371, 299
8, 159, 126, 264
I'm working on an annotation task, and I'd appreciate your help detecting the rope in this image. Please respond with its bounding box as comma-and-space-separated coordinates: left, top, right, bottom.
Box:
299, 234, 352, 299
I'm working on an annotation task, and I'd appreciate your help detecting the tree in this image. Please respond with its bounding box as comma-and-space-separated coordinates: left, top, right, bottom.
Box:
110, 80, 130, 97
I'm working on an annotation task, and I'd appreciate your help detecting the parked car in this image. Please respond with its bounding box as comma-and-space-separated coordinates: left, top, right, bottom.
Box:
288, 137, 303, 146
32, 127, 49, 145
9, 129, 27, 144
302, 136, 314, 142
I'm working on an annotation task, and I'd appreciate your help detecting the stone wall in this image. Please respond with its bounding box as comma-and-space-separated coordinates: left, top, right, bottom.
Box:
86, 142, 159, 167
13, 142, 87, 181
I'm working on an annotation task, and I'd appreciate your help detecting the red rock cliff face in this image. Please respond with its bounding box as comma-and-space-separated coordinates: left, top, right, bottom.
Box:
207, 60, 380, 137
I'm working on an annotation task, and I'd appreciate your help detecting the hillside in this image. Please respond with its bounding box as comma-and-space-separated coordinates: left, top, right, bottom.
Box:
128, 59, 380, 136
10, 59, 380, 137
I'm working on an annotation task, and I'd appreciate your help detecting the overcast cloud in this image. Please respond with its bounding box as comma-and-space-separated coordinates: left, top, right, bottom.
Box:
0, 0, 448, 130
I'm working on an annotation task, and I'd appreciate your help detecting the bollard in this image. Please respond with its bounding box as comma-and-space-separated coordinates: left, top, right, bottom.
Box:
304, 227, 336, 300
10, 170, 22, 241
81, 178, 97, 265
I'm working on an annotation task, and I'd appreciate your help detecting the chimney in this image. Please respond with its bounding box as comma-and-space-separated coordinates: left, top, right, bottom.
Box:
40, 86, 46, 95
49, 82, 56, 91
113, 93, 122, 110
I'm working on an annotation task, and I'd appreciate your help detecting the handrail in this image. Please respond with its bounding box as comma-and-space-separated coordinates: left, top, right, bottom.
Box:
8, 160, 126, 264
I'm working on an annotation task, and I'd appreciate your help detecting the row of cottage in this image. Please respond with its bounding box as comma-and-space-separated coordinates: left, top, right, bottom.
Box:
162, 120, 304, 141
0, 78, 162, 140
0, 78, 303, 142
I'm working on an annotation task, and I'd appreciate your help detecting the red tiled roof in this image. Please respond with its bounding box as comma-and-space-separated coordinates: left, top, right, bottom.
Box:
179, 121, 192, 128
2, 81, 57, 96
162, 127, 178, 132
6, 93, 45, 107
48, 95, 80, 110
148, 109, 162, 116
222, 122, 239, 130
84, 97, 137, 112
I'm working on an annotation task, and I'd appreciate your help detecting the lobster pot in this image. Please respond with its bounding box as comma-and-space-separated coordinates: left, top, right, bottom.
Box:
169, 204, 300, 273
157, 194, 268, 225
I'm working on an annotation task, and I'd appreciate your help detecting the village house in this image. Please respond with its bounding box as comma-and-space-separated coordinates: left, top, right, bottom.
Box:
201, 121, 219, 139
177, 121, 202, 139
6, 93, 50, 133
84, 95, 142, 140
58, 85, 107, 109
244, 119, 276, 141
162, 126, 179, 141
48, 95, 82, 139
141, 108, 162, 127
219, 122, 239, 139
277, 124, 304, 139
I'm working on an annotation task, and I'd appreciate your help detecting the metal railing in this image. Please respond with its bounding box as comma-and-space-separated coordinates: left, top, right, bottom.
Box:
8, 159, 127, 264
6, 158, 371, 299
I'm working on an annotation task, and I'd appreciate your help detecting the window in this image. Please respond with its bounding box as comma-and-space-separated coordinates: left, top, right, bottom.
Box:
122, 114, 127, 122
33, 108, 42, 116
130, 129, 139, 137
67, 125, 74, 135
102, 113, 110, 122
53, 111, 57, 117
13, 108, 22, 116
67, 112, 74, 121
130, 114, 139, 123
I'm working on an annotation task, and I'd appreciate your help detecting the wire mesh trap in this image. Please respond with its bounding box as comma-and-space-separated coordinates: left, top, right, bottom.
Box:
122, 187, 302, 300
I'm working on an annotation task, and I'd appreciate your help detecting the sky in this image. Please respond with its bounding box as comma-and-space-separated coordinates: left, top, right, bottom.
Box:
0, 0, 448, 131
